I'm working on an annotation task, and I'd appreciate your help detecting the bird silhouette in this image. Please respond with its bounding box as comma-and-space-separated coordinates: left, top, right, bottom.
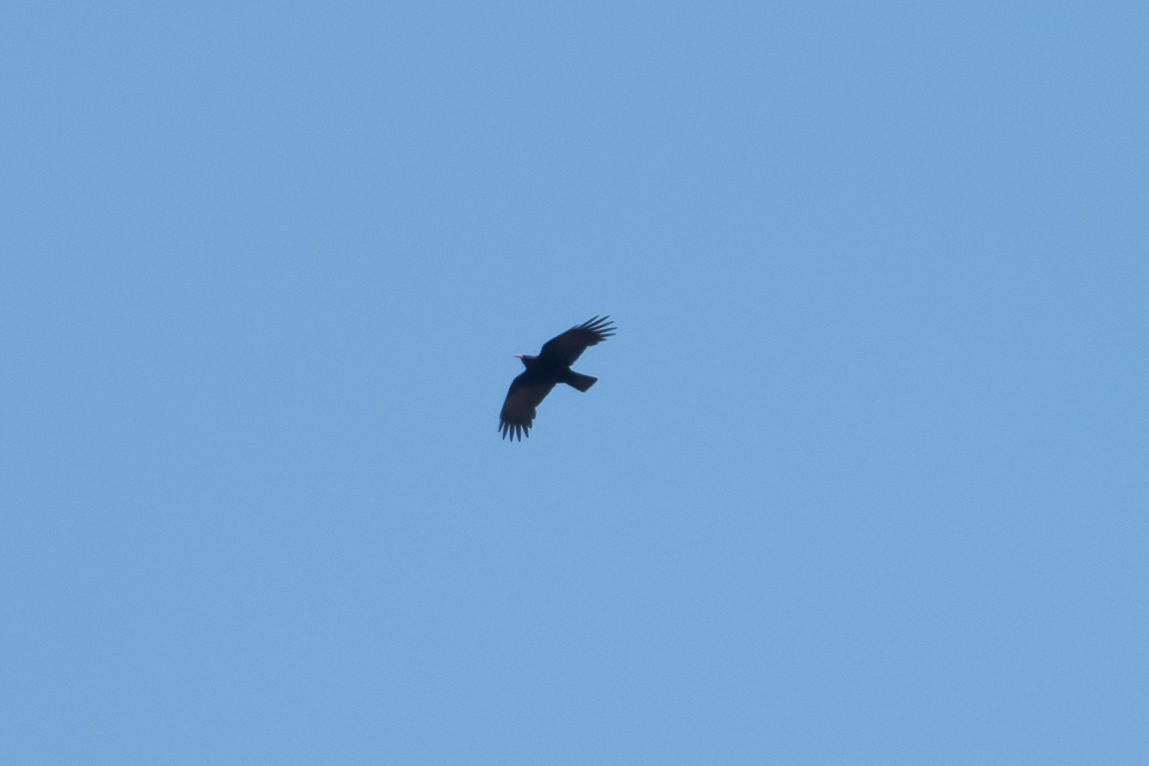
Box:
499, 316, 616, 441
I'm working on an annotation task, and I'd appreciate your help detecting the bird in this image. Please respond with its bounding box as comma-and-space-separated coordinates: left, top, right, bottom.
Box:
499, 315, 616, 441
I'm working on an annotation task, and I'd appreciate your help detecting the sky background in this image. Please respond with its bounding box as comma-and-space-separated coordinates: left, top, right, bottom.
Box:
3, 1, 1147, 763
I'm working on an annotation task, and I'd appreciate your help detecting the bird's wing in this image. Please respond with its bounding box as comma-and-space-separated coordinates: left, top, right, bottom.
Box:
499, 375, 556, 441
537, 315, 616, 367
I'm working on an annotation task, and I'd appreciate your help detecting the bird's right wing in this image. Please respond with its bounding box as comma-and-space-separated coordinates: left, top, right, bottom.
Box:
499, 375, 556, 441
537, 315, 616, 367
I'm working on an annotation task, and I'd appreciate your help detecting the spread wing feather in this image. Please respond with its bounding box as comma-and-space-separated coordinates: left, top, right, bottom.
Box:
498, 375, 556, 441
538, 315, 616, 367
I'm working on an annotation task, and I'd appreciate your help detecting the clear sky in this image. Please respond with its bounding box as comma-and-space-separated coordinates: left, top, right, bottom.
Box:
3, 1, 1147, 763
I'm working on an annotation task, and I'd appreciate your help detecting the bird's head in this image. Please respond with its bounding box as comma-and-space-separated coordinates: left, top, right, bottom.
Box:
514, 354, 536, 368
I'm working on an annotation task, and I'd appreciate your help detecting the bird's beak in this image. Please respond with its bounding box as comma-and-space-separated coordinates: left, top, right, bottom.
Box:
513, 354, 524, 359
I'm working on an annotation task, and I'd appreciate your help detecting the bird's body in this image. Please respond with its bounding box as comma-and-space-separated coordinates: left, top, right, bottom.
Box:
499, 316, 616, 441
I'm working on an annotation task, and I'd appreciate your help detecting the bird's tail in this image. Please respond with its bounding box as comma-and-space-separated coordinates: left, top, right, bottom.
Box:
566, 371, 598, 392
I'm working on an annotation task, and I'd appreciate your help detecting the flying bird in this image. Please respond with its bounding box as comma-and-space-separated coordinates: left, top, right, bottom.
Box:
499, 315, 616, 441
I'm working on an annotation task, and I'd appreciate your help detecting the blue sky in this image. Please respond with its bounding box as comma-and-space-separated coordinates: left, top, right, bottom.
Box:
3, 1, 1147, 762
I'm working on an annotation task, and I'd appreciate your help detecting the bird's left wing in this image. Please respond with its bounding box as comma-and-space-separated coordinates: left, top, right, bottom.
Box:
537, 315, 616, 367
499, 375, 556, 441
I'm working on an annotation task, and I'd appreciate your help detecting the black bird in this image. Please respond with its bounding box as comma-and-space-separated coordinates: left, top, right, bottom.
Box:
499, 316, 616, 441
